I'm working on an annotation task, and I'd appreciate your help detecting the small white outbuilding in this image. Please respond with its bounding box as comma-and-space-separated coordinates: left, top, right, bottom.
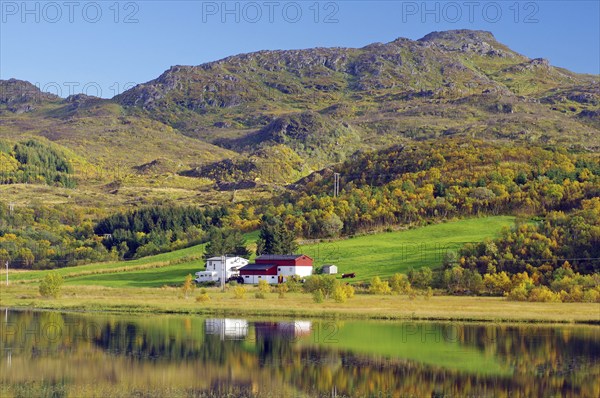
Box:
321, 265, 338, 275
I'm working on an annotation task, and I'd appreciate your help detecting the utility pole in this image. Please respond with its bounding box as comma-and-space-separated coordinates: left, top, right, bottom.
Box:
220, 254, 226, 292
333, 173, 340, 197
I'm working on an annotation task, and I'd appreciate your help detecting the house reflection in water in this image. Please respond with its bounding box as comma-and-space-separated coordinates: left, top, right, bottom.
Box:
260, 321, 312, 338
204, 319, 249, 340
204, 319, 312, 341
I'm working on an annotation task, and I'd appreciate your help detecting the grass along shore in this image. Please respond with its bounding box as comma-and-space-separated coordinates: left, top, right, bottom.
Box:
1, 284, 599, 324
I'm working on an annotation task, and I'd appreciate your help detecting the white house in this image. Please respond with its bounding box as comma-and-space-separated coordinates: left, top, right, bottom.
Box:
195, 256, 249, 283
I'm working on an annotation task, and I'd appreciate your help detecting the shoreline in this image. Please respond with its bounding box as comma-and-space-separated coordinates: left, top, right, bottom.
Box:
2, 305, 600, 326
2, 285, 599, 325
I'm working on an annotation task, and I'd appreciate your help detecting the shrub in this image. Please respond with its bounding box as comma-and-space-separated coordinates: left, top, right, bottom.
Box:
342, 284, 355, 299
442, 251, 458, 269
369, 276, 392, 295
196, 289, 211, 302
568, 285, 584, 302
583, 288, 600, 303
303, 275, 338, 298
443, 266, 464, 293
511, 272, 534, 290
233, 286, 247, 299
303, 275, 322, 293
312, 289, 324, 303
333, 286, 347, 303
528, 286, 560, 302
389, 273, 411, 294
277, 283, 289, 298
257, 279, 271, 294
464, 270, 484, 294
285, 275, 302, 292
483, 272, 512, 295
39, 272, 63, 298
507, 283, 529, 301
407, 287, 417, 300
255, 292, 266, 299
425, 287, 433, 300
408, 267, 433, 289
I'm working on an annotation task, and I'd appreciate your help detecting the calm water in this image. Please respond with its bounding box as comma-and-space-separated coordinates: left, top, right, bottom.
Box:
1, 309, 599, 398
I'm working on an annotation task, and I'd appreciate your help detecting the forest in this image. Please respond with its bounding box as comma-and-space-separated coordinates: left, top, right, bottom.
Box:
0, 139, 75, 187
1, 138, 599, 301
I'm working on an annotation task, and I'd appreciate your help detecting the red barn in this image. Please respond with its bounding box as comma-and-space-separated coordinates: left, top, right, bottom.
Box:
239, 254, 313, 284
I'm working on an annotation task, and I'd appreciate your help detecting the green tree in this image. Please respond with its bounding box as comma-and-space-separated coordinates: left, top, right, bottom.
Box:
204, 227, 249, 258
39, 272, 63, 298
408, 267, 433, 289
256, 217, 298, 255
321, 213, 344, 237
389, 273, 411, 294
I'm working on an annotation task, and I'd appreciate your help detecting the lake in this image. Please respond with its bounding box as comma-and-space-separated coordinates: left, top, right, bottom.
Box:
1, 309, 599, 397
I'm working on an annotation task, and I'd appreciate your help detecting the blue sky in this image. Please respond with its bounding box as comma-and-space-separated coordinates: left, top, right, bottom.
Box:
1, 1, 598, 98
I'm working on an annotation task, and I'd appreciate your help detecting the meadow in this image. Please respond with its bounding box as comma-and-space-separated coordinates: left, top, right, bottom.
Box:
1, 284, 599, 324
7, 216, 516, 287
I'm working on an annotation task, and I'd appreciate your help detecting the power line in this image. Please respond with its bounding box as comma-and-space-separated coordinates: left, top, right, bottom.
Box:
333, 173, 340, 197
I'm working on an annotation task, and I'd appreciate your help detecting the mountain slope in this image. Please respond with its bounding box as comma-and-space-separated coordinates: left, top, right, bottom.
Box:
1, 30, 598, 194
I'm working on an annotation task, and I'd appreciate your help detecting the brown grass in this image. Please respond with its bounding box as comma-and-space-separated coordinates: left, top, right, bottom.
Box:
1, 284, 599, 324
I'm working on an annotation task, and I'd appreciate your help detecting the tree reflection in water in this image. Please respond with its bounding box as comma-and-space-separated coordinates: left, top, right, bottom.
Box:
1, 310, 599, 397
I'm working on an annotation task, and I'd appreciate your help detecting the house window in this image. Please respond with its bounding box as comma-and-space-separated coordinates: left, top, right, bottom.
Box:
245, 276, 249, 278
289, 267, 293, 272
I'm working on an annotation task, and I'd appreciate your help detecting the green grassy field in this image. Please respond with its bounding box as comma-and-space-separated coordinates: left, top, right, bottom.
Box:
301, 216, 516, 281
8, 243, 207, 283
9, 216, 514, 287
70, 216, 514, 286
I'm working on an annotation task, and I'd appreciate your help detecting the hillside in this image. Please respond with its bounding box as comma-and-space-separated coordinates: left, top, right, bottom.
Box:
0, 30, 598, 198
115, 30, 599, 156
7, 216, 515, 286
0, 30, 598, 274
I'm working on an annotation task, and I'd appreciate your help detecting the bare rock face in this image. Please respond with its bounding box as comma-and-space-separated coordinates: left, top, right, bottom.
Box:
114, 29, 531, 115
100, 29, 598, 154
418, 30, 519, 58
0, 79, 60, 112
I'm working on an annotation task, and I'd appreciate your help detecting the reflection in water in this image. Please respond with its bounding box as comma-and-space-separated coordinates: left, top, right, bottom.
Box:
205, 319, 249, 340
1, 310, 599, 397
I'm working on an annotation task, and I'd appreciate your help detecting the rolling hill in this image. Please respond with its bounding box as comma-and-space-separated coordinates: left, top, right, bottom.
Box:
1, 29, 598, 198
0, 29, 598, 273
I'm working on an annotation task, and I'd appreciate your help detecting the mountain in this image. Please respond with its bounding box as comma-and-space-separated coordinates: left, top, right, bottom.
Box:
1, 30, 598, 201
113, 30, 598, 151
